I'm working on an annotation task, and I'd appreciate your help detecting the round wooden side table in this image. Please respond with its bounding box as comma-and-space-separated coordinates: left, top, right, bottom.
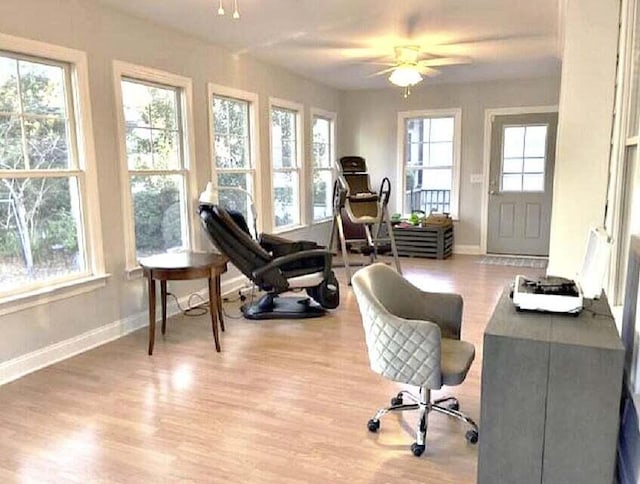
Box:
138, 251, 229, 355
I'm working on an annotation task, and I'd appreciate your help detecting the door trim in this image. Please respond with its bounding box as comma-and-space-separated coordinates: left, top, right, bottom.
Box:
480, 105, 560, 254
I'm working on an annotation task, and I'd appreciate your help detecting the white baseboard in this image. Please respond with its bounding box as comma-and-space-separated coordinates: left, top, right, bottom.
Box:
0, 274, 247, 386
453, 244, 483, 255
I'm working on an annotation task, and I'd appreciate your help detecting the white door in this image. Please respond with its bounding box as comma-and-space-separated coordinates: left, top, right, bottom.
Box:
487, 113, 558, 255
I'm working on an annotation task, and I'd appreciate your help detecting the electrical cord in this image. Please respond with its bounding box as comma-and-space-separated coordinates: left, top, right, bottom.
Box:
166, 291, 208, 317
167, 283, 263, 320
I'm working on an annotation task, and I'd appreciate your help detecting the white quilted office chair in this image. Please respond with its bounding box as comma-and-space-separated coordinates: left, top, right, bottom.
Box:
351, 263, 479, 456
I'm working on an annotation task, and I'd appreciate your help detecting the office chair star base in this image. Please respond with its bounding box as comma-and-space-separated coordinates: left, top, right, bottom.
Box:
367, 387, 479, 456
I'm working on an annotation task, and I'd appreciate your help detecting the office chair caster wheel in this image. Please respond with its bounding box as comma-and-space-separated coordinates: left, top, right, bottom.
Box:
390, 395, 403, 406
448, 401, 459, 411
411, 443, 425, 457
465, 430, 479, 444
367, 419, 380, 432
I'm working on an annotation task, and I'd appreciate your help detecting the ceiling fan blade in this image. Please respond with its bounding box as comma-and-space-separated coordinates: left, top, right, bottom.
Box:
418, 56, 472, 67
352, 61, 397, 67
366, 66, 398, 78
404, 12, 422, 39
417, 66, 442, 77
438, 33, 548, 48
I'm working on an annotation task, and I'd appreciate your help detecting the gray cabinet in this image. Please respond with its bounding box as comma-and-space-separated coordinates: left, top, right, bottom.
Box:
478, 290, 624, 484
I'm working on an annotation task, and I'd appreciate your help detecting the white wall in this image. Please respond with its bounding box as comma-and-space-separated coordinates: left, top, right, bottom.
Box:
547, 0, 619, 277
339, 77, 561, 248
0, 0, 340, 364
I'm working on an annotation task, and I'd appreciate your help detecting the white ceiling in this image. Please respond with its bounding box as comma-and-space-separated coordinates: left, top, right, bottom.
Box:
97, 0, 562, 90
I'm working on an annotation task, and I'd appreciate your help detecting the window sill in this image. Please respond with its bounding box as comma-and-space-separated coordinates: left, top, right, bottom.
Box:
126, 266, 144, 280
312, 218, 333, 225
272, 224, 308, 235
0, 274, 110, 317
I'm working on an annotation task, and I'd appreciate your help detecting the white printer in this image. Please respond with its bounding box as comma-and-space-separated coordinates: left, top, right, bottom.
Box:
512, 227, 611, 314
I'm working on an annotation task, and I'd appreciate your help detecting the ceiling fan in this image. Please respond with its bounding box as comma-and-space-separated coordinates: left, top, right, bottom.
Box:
369, 45, 470, 96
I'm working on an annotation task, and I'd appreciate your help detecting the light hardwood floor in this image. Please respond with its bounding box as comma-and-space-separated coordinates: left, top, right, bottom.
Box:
0, 255, 543, 483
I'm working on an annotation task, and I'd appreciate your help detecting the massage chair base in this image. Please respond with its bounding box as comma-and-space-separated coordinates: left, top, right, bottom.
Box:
241, 294, 326, 320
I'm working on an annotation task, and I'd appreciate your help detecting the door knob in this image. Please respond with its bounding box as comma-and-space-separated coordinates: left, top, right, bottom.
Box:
490, 190, 498, 195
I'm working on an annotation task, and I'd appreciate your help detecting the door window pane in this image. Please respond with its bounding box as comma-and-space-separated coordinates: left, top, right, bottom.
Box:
502, 174, 522, 191
524, 126, 547, 157
503, 126, 525, 158
523, 174, 544, 191
501, 124, 548, 192
524, 157, 545, 173
503, 158, 523, 173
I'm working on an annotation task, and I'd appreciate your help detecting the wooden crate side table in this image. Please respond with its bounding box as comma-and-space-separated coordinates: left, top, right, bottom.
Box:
392, 224, 454, 259
138, 252, 228, 355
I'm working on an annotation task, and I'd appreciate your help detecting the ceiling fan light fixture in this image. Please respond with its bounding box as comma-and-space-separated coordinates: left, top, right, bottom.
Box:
388, 65, 423, 88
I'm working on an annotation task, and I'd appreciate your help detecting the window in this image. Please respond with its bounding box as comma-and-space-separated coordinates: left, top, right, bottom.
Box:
398, 109, 461, 218
311, 110, 335, 222
210, 85, 258, 226
501, 125, 548, 192
0, 44, 103, 300
270, 100, 303, 230
114, 62, 195, 269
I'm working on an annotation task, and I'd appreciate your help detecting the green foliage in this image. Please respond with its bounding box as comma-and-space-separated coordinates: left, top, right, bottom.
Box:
133, 177, 182, 255
0, 56, 80, 273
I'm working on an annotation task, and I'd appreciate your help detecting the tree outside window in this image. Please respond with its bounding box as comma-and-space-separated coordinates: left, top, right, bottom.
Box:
271, 106, 300, 228
121, 79, 188, 259
312, 114, 334, 221
0, 54, 87, 294
212, 95, 254, 223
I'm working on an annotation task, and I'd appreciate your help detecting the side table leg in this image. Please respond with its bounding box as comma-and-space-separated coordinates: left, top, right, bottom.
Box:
148, 276, 156, 355
216, 274, 225, 332
208, 277, 221, 352
160, 280, 167, 335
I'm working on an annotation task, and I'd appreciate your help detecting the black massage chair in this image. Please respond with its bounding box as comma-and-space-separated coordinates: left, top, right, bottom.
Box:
198, 204, 340, 320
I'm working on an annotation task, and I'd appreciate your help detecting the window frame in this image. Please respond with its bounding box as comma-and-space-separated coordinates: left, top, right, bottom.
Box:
0, 33, 106, 312
113, 61, 197, 273
268, 97, 305, 233
397, 108, 462, 219
208, 83, 261, 232
310, 108, 336, 224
